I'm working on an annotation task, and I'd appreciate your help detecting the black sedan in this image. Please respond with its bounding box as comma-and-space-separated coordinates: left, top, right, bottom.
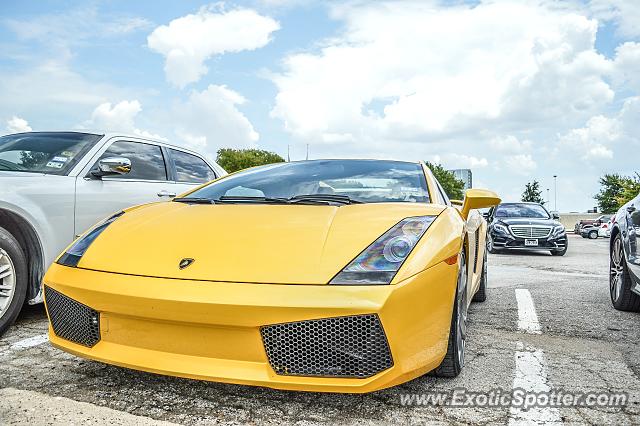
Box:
609, 193, 640, 312
486, 202, 568, 256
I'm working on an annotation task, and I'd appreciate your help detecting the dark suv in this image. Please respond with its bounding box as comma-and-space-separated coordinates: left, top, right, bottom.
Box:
486, 202, 568, 256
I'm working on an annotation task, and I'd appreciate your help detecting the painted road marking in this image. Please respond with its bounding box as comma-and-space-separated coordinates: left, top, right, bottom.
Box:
508, 344, 562, 425
515, 289, 541, 334
10, 333, 48, 350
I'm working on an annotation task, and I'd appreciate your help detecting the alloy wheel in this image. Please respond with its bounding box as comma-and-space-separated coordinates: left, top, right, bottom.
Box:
456, 256, 468, 368
0, 249, 16, 319
610, 237, 624, 303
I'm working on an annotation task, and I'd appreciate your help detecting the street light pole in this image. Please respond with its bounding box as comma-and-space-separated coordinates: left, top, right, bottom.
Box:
547, 188, 550, 206
553, 175, 558, 212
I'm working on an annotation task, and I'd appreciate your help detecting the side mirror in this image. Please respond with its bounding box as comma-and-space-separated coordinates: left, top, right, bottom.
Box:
92, 157, 131, 178
461, 189, 501, 219
552, 213, 560, 220
482, 212, 490, 219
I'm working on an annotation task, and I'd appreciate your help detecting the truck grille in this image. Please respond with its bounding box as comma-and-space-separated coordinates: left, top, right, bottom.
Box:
509, 226, 551, 238
260, 314, 393, 378
45, 286, 100, 347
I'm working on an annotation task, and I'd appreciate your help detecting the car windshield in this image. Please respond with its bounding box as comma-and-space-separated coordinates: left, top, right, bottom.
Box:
495, 203, 550, 219
0, 132, 102, 175
186, 159, 430, 204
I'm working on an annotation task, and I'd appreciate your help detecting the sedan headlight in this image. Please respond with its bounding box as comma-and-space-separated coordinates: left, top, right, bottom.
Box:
57, 212, 124, 267
493, 223, 509, 234
330, 216, 436, 285
551, 224, 565, 238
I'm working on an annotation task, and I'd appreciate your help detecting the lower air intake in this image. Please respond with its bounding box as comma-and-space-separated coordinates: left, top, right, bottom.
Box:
260, 314, 393, 378
45, 286, 100, 347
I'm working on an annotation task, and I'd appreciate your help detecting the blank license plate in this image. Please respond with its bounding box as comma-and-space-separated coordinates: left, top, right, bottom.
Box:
525, 239, 539, 247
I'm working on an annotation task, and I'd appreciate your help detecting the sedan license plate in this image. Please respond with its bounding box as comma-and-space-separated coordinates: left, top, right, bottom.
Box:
525, 239, 539, 247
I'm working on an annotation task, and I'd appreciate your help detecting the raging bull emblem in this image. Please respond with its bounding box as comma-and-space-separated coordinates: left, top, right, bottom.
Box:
179, 258, 195, 270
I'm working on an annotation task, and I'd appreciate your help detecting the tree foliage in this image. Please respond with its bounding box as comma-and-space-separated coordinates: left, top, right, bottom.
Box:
216, 148, 285, 173
522, 180, 545, 205
595, 173, 640, 213
425, 162, 465, 200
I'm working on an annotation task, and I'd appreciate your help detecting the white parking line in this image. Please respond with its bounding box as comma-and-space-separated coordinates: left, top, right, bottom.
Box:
508, 344, 562, 425
9, 333, 49, 350
515, 289, 541, 334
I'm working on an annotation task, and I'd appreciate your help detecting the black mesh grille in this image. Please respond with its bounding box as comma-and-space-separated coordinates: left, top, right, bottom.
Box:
45, 286, 100, 347
260, 314, 393, 378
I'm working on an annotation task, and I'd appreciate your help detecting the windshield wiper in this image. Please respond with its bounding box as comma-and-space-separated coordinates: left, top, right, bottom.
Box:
289, 194, 362, 204
216, 196, 291, 204
173, 197, 215, 204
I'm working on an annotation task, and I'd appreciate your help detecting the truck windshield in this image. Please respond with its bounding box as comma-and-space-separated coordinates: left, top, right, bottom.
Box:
0, 132, 102, 175
185, 159, 430, 204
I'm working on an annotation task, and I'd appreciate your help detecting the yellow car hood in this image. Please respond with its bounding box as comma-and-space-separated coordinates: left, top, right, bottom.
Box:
78, 201, 446, 284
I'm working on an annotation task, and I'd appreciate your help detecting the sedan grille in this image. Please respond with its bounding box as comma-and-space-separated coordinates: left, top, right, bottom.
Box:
509, 226, 551, 238
260, 314, 393, 378
45, 286, 100, 347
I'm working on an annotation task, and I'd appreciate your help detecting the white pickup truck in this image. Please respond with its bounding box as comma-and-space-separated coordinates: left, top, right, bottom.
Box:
0, 131, 226, 335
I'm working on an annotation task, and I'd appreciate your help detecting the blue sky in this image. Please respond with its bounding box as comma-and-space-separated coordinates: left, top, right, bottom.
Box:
1, 0, 639, 211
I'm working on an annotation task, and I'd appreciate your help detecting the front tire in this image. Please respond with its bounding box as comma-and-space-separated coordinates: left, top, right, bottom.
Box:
433, 250, 468, 377
0, 226, 28, 337
588, 230, 598, 239
610, 234, 640, 312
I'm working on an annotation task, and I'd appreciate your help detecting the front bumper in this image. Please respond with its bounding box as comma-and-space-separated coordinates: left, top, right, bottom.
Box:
490, 231, 567, 252
43, 261, 458, 393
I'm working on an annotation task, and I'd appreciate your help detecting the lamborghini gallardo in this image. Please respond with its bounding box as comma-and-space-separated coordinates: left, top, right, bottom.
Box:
43, 159, 500, 393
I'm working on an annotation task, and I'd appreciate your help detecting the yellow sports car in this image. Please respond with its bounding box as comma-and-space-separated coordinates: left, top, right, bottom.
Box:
43, 159, 500, 393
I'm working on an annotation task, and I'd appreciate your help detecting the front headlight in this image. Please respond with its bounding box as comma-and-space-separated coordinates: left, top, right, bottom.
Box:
57, 212, 124, 267
329, 216, 436, 285
494, 223, 509, 234
551, 224, 565, 237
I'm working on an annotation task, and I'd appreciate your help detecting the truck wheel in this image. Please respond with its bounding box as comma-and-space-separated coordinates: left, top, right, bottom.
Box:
0, 226, 28, 337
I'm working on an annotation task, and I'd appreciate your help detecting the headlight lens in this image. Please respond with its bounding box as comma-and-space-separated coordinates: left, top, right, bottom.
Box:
57, 212, 124, 267
494, 223, 509, 234
329, 216, 436, 285
552, 224, 565, 237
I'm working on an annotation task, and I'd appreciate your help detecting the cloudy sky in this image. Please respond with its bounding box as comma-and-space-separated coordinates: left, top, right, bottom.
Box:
1, 0, 638, 212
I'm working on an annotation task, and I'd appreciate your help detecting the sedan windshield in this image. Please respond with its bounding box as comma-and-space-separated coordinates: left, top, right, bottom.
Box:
186, 160, 430, 204
495, 203, 550, 219
0, 132, 102, 175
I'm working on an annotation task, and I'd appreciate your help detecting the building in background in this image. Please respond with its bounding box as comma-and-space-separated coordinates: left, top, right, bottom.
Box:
451, 169, 473, 190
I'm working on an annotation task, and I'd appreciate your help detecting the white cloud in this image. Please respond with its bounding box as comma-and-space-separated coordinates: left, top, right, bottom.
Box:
172, 85, 259, 156
558, 114, 620, 160
590, 0, 640, 37
80, 100, 166, 140
6, 116, 32, 133
271, 1, 613, 148
612, 42, 640, 92
504, 154, 537, 176
489, 135, 532, 154
444, 154, 489, 169
148, 6, 280, 87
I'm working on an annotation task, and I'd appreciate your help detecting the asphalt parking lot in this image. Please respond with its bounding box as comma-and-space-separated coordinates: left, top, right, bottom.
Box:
1, 234, 638, 425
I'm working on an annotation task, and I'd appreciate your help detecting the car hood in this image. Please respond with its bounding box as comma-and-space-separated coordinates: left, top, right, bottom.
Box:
78, 201, 446, 284
496, 217, 558, 227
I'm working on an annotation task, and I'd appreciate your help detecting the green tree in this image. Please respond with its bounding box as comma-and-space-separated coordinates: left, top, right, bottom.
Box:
522, 180, 545, 204
425, 162, 465, 199
597, 173, 640, 212
216, 148, 285, 173
595, 173, 630, 213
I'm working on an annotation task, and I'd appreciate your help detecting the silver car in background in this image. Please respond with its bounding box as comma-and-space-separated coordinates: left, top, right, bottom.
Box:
0, 131, 226, 335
